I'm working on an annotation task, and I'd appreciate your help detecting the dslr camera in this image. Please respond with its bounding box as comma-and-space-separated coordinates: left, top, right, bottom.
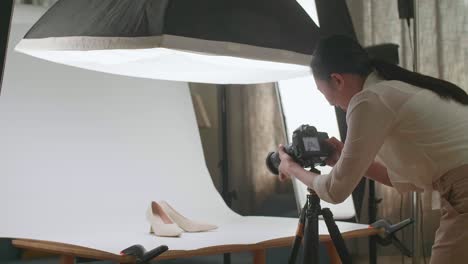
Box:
266, 125, 332, 175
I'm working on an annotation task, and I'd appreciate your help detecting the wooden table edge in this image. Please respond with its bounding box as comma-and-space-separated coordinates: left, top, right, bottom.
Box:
12, 227, 380, 263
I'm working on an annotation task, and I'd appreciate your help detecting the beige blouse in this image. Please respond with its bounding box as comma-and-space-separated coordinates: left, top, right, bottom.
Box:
312, 72, 468, 205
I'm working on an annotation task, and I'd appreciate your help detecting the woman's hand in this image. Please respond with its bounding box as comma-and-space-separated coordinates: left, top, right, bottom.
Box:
277, 144, 304, 181
325, 137, 344, 167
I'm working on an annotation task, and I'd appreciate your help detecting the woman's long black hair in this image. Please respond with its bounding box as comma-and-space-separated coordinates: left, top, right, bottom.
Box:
310, 35, 468, 105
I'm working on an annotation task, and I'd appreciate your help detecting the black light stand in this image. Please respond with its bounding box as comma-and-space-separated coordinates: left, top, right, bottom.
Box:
219, 85, 233, 208
218, 84, 235, 264
368, 180, 378, 263
0, 0, 14, 95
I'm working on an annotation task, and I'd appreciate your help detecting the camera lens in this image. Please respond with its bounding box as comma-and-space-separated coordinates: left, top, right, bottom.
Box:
266, 151, 281, 175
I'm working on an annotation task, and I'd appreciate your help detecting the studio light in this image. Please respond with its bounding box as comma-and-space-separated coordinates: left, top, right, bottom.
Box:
15, 0, 321, 84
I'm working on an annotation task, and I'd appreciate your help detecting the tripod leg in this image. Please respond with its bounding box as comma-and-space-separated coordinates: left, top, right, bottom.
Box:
322, 208, 352, 264
288, 204, 307, 264
303, 194, 320, 264
253, 250, 266, 264
324, 242, 342, 264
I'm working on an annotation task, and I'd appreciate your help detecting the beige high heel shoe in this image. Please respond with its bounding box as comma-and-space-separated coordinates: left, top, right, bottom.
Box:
146, 201, 183, 237
159, 200, 218, 233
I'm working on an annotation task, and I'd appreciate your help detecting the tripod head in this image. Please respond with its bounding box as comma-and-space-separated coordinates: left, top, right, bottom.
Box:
306, 167, 321, 197
306, 188, 317, 196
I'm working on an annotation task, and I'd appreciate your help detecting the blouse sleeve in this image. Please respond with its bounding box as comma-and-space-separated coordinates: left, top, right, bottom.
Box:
311, 91, 396, 204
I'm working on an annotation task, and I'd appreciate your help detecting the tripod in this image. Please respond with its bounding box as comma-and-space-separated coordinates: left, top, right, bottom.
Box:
288, 187, 352, 264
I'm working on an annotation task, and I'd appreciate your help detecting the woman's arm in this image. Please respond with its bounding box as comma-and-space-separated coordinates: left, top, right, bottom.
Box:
326, 136, 393, 187
325, 137, 393, 187
365, 161, 393, 187
278, 92, 396, 204
279, 155, 394, 191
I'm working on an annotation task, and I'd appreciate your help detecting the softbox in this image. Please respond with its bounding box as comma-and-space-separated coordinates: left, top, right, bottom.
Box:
15, 0, 321, 84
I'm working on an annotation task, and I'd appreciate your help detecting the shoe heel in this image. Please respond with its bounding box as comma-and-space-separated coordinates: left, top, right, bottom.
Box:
146, 201, 183, 237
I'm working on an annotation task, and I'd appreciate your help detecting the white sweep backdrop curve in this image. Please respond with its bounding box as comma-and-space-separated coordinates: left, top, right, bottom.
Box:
0, 4, 369, 255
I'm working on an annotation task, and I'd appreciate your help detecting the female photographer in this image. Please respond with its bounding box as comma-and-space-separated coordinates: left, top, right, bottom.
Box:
277, 35, 468, 263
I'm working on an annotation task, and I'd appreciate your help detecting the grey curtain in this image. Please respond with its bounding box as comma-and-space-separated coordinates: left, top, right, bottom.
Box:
348, 0, 467, 90
347, 0, 468, 260
227, 84, 293, 215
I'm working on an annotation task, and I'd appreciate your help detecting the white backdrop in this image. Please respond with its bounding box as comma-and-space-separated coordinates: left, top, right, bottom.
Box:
0, 4, 237, 250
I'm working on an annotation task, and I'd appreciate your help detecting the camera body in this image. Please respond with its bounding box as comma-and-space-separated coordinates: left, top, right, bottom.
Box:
266, 125, 332, 175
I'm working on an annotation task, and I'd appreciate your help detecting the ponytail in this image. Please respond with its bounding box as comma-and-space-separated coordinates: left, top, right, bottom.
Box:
371, 59, 468, 105
311, 35, 468, 106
